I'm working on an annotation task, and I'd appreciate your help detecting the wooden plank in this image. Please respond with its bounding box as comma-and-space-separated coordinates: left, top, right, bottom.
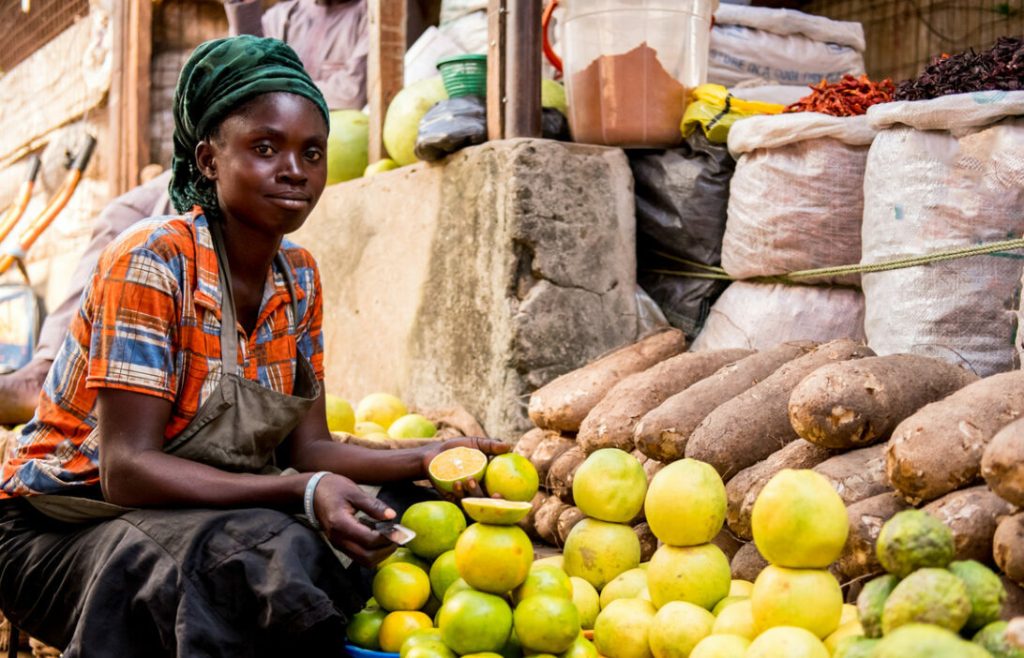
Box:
368, 0, 407, 162
108, 0, 153, 196
503, 0, 541, 138
486, 0, 506, 140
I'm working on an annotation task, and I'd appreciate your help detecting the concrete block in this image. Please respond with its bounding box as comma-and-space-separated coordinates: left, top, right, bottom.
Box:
294, 138, 638, 439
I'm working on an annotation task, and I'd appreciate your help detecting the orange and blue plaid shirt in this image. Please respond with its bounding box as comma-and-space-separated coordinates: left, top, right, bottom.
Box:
1, 210, 325, 497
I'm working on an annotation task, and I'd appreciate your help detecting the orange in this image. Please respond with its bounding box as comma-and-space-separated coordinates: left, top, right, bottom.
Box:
572, 449, 647, 523
346, 607, 387, 649
483, 453, 540, 502
401, 501, 467, 560
462, 498, 533, 525
438, 589, 514, 655
513, 594, 580, 654
373, 562, 431, 612
455, 523, 533, 594
378, 610, 434, 652
356, 392, 409, 429
428, 447, 488, 493
429, 550, 461, 601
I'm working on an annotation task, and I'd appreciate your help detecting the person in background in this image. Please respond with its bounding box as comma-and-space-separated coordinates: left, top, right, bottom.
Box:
224, 0, 369, 111
0, 0, 371, 425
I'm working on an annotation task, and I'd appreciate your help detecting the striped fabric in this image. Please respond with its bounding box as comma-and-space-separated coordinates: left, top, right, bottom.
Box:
1, 210, 324, 497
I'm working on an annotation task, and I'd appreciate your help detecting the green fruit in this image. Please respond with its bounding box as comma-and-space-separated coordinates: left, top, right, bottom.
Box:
463, 498, 534, 525
873, 623, 987, 658
881, 568, 971, 635
572, 449, 647, 523
950, 560, 1007, 633
383, 77, 448, 166
325, 394, 355, 433
541, 79, 567, 116
400, 629, 446, 658
442, 578, 472, 602
569, 577, 600, 631
429, 550, 461, 600
439, 589, 514, 655
483, 453, 540, 502
347, 607, 387, 649
388, 413, 438, 439
974, 621, 1024, 658
832, 636, 879, 658
514, 565, 573, 604
560, 634, 598, 658
856, 574, 900, 639
599, 568, 648, 609
401, 500, 467, 560
365, 158, 400, 176
513, 595, 580, 654
876, 510, 956, 577
326, 110, 369, 184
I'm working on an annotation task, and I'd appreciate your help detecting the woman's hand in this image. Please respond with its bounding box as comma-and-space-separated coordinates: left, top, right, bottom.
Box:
419, 437, 511, 501
312, 473, 398, 567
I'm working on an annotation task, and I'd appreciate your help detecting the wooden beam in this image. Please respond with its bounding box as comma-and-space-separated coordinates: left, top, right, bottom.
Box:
108, 0, 152, 196
486, 0, 506, 141
503, 0, 541, 138
368, 0, 407, 162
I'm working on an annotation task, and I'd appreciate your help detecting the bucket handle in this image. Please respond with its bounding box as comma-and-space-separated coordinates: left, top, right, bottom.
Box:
542, 0, 562, 75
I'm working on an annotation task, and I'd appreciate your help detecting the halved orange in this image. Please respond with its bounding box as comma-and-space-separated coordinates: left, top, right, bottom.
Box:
428, 447, 488, 493
461, 498, 533, 525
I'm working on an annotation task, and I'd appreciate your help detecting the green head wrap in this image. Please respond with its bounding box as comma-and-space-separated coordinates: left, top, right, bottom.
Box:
170, 35, 330, 218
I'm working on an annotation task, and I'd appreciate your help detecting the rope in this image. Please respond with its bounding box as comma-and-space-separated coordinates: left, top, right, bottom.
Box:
647, 237, 1024, 284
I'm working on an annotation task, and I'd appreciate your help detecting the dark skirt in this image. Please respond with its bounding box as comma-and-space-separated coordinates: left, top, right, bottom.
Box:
0, 499, 364, 657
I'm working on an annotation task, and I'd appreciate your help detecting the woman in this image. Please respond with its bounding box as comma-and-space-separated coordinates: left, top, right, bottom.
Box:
0, 35, 503, 656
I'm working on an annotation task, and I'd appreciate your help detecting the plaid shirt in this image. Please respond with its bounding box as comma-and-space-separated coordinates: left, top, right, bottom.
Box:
1, 210, 324, 497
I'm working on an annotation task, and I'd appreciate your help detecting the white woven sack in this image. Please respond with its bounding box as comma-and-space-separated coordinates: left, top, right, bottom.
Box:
861, 91, 1024, 376
691, 282, 865, 351
721, 114, 876, 282
710, 6, 865, 87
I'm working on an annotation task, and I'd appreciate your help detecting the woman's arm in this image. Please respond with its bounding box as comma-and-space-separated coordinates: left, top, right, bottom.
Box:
97, 388, 396, 564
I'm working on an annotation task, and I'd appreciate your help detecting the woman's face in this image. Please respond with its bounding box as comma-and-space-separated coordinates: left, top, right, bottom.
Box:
198, 92, 329, 237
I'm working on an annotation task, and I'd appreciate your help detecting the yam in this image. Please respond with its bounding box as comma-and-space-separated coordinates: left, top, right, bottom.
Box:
788, 354, 979, 450
812, 444, 890, 506
535, 495, 570, 547
577, 349, 752, 454
995, 513, 1024, 587
513, 427, 552, 461
731, 542, 769, 582
529, 435, 576, 484
556, 506, 587, 546
687, 339, 875, 480
726, 439, 835, 540
1003, 576, 1024, 620
634, 522, 658, 562
833, 492, 911, 582
528, 328, 687, 432
636, 342, 817, 462
924, 485, 1014, 564
518, 491, 549, 541
982, 417, 1024, 507
711, 527, 745, 562
547, 446, 586, 504
887, 371, 1024, 504
644, 459, 665, 483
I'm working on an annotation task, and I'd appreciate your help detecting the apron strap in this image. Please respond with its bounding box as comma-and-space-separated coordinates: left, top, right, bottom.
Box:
208, 219, 303, 376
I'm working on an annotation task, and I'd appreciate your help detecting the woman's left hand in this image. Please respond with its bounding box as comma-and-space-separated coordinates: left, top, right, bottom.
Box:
419, 437, 511, 501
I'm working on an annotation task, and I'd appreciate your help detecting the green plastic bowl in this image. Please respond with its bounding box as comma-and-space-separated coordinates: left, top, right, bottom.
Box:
437, 54, 487, 98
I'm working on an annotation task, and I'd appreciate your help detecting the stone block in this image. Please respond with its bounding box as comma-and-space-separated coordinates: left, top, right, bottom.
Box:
294, 138, 638, 439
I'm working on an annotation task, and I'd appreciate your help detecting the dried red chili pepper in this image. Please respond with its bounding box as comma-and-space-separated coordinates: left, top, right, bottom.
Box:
785, 74, 895, 117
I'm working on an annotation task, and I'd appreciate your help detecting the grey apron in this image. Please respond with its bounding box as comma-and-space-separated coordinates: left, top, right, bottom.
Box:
29, 219, 320, 523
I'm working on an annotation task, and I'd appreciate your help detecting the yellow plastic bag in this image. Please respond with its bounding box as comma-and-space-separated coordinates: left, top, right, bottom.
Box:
682, 85, 784, 144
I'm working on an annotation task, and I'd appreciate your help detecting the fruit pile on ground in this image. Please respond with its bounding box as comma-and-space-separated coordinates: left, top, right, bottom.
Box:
346, 451, 603, 657
325, 391, 438, 439
848, 509, 1015, 657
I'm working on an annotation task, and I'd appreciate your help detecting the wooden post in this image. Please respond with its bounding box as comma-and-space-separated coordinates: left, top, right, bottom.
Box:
486, 0, 506, 140
503, 0, 541, 138
368, 0, 407, 162
108, 0, 152, 195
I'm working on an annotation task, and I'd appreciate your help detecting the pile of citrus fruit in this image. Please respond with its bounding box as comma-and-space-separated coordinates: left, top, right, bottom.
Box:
348, 444, 1013, 657
326, 391, 438, 440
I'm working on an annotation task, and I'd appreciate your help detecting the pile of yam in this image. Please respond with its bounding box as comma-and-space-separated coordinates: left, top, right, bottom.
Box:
516, 331, 1024, 594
